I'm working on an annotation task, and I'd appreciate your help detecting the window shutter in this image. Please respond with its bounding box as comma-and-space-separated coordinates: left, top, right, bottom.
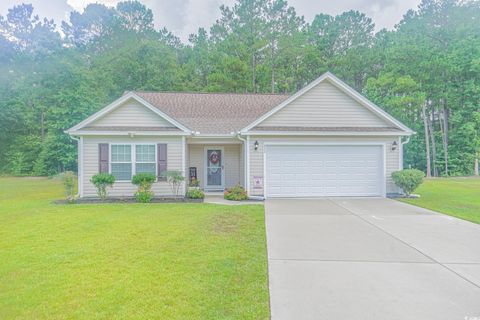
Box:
98, 143, 109, 173
157, 143, 167, 181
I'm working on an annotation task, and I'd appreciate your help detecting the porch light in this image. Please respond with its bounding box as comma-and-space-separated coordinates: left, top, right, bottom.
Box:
391, 141, 398, 151
254, 140, 259, 151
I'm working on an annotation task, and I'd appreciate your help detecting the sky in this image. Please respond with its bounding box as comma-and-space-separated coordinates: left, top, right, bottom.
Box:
0, 0, 422, 41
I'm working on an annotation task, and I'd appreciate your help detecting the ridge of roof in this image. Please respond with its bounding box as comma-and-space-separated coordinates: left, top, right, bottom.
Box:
132, 90, 289, 97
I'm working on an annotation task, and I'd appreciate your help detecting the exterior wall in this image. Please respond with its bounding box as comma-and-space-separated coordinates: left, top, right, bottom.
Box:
248, 136, 401, 197
258, 80, 388, 128
187, 144, 243, 189
90, 99, 175, 127
82, 136, 183, 197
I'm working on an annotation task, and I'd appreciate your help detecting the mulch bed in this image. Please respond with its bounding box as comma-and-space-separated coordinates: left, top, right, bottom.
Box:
53, 197, 203, 204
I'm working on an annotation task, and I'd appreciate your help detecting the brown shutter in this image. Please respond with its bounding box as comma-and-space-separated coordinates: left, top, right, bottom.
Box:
98, 143, 109, 173
157, 143, 167, 181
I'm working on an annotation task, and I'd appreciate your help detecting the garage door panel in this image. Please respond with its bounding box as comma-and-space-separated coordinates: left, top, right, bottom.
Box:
266, 145, 384, 198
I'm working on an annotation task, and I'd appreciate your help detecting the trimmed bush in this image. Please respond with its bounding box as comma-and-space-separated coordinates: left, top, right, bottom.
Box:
132, 173, 156, 203
186, 188, 204, 199
189, 178, 200, 188
90, 173, 115, 200
161, 170, 185, 197
392, 169, 425, 196
224, 185, 248, 201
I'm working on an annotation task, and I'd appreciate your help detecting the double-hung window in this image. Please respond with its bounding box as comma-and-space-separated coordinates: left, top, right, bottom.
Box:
111, 144, 132, 181
135, 144, 156, 175
110, 144, 157, 180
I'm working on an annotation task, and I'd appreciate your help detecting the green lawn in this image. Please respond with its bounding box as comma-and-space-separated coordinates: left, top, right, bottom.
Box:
0, 177, 269, 319
400, 177, 480, 224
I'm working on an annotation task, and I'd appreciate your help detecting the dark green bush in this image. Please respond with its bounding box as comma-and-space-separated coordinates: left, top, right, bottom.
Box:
132, 173, 156, 203
224, 185, 248, 201
392, 169, 425, 195
90, 173, 115, 200
186, 188, 204, 199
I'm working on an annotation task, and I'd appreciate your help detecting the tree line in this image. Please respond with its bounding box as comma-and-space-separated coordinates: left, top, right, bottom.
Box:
0, 0, 478, 177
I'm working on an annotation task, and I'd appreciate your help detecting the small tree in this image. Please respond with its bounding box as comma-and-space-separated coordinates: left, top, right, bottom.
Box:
161, 170, 185, 198
90, 173, 115, 200
60, 171, 77, 203
132, 173, 156, 203
392, 169, 425, 196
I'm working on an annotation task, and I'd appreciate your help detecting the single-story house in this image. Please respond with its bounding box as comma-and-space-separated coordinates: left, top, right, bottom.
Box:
66, 72, 414, 199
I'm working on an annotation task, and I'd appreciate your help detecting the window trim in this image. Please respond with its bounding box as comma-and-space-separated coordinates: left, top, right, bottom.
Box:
135, 144, 157, 177
109, 143, 157, 182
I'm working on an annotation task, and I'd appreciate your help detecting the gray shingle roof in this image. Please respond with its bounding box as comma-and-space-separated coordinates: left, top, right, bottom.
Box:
134, 91, 290, 134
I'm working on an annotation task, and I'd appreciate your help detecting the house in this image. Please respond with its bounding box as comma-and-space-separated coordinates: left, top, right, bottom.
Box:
66, 72, 414, 199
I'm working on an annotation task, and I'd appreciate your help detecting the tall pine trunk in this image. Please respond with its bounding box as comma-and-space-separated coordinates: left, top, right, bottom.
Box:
428, 104, 438, 177
422, 103, 432, 177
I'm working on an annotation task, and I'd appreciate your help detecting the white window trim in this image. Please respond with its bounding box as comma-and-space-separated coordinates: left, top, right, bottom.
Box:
109, 143, 157, 182
135, 144, 157, 177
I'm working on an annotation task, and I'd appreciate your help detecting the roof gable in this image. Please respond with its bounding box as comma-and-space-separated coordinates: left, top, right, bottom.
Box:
66, 92, 191, 134
90, 99, 175, 127
241, 72, 413, 134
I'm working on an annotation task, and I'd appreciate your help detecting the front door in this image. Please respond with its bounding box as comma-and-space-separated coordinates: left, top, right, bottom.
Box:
205, 148, 224, 190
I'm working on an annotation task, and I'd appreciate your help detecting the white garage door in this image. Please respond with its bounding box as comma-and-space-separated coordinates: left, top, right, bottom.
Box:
265, 145, 384, 197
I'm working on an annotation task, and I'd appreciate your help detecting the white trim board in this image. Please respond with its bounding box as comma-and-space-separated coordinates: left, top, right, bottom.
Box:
242, 131, 410, 136
66, 92, 192, 134
240, 72, 414, 135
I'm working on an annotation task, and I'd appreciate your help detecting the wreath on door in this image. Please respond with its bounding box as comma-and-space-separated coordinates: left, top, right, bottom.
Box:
209, 151, 220, 164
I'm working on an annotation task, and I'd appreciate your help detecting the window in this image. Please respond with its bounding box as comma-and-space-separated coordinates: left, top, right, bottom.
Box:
136, 144, 156, 175
109, 144, 157, 181
111, 144, 132, 180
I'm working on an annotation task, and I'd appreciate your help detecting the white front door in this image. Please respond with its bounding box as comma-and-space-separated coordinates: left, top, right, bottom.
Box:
205, 147, 224, 190
265, 145, 385, 197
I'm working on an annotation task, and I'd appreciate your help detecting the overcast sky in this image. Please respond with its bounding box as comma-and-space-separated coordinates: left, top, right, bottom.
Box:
0, 0, 421, 41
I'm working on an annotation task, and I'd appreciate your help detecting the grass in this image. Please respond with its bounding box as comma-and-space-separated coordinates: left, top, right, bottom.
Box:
0, 177, 269, 319
400, 177, 480, 224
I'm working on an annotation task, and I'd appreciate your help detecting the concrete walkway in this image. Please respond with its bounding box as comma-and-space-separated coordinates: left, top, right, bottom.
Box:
265, 198, 480, 320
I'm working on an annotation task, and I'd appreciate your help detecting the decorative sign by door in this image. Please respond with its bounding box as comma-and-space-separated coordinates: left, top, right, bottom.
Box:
253, 176, 263, 189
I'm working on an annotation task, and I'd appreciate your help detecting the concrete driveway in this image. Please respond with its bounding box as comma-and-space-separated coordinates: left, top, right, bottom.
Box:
265, 198, 480, 320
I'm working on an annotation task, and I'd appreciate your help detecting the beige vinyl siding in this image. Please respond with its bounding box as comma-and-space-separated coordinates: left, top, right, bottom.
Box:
187, 144, 242, 189
248, 136, 401, 196
258, 80, 388, 128
90, 99, 175, 127
82, 136, 183, 197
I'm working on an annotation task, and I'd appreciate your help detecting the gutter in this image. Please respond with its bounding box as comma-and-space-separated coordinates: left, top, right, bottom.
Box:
399, 136, 412, 170
236, 132, 249, 196
68, 134, 82, 198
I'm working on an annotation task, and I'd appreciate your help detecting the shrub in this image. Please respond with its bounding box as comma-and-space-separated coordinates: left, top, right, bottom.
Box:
186, 188, 204, 199
90, 173, 115, 200
189, 178, 200, 188
60, 171, 77, 203
161, 170, 185, 197
224, 185, 248, 201
392, 169, 425, 196
132, 173, 156, 203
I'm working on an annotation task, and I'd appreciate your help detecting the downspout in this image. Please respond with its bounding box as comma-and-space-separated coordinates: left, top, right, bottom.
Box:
67, 134, 82, 198
236, 132, 264, 201
400, 136, 411, 170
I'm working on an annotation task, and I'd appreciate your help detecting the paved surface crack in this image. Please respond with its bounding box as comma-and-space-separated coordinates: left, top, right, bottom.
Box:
329, 199, 480, 290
